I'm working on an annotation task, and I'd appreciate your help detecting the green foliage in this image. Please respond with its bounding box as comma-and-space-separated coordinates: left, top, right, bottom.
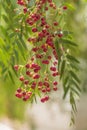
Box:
0, 0, 28, 119
55, 34, 81, 124
0, 0, 28, 82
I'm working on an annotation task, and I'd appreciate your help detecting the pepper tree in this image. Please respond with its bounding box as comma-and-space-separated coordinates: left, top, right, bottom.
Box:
0, 0, 81, 124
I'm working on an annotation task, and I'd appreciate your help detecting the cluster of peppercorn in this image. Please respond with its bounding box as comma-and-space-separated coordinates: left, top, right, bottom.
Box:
15, 0, 67, 102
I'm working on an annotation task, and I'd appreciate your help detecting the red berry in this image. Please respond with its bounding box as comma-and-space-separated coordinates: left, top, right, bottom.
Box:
42, 89, 46, 93
32, 82, 36, 86
32, 47, 39, 52
63, 6, 67, 10
38, 32, 44, 38
24, 80, 29, 85
36, 54, 43, 59
32, 28, 38, 32
45, 24, 50, 29
38, 81, 43, 86
19, 75, 24, 81
48, 0, 52, 3
42, 60, 49, 64
23, 8, 27, 13
17, 88, 22, 93
41, 17, 45, 21
48, 56, 52, 60
15, 93, 23, 98
53, 22, 58, 26
46, 87, 51, 92
53, 86, 58, 91
26, 70, 30, 76
53, 61, 57, 66
34, 69, 38, 73
49, 3, 54, 7
25, 64, 30, 69
53, 81, 58, 86
27, 91, 32, 96
58, 33, 63, 38
31, 63, 38, 69
56, 72, 60, 76
17, 1, 25, 6
23, 97, 27, 101
22, 91, 26, 96
50, 67, 56, 71
31, 82, 36, 89
33, 74, 40, 79
28, 21, 34, 26
45, 96, 49, 101
45, 7, 48, 11
23, 95, 30, 101
52, 72, 59, 77
31, 57, 34, 61
41, 98, 45, 103
43, 82, 49, 87
14, 65, 19, 71
23, 91, 32, 101
42, 28, 47, 34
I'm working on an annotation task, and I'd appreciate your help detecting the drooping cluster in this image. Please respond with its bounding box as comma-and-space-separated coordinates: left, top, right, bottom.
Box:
15, 0, 67, 102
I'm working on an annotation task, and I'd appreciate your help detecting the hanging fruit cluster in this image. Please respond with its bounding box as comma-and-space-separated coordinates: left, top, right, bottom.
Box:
14, 0, 67, 102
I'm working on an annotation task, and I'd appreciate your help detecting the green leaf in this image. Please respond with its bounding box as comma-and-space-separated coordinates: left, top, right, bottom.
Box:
70, 117, 75, 126
61, 38, 77, 47
72, 104, 77, 114
65, 3, 75, 10
14, 49, 19, 63
1, 67, 8, 75
0, 49, 8, 65
70, 92, 77, 113
10, 55, 15, 66
2, 15, 9, 23
54, 39, 62, 60
0, 37, 5, 46
54, 39, 62, 71
71, 87, 80, 97
70, 71, 80, 83
8, 70, 15, 83
63, 75, 69, 91
63, 85, 70, 99
34, 95, 37, 103
70, 63, 79, 71
60, 60, 66, 79
71, 79, 81, 92
8, 32, 16, 39
67, 54, 79, 63
16, 40, 26, 60
63, 30, 73, 35
70, 92, 77, 106
19, 37, 27, 50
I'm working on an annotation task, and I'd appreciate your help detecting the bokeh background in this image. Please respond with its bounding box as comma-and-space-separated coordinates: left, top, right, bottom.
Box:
0, 0, 87, 130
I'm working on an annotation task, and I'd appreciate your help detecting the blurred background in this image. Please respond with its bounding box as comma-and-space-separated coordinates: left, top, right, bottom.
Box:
0, 0, 87, 130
